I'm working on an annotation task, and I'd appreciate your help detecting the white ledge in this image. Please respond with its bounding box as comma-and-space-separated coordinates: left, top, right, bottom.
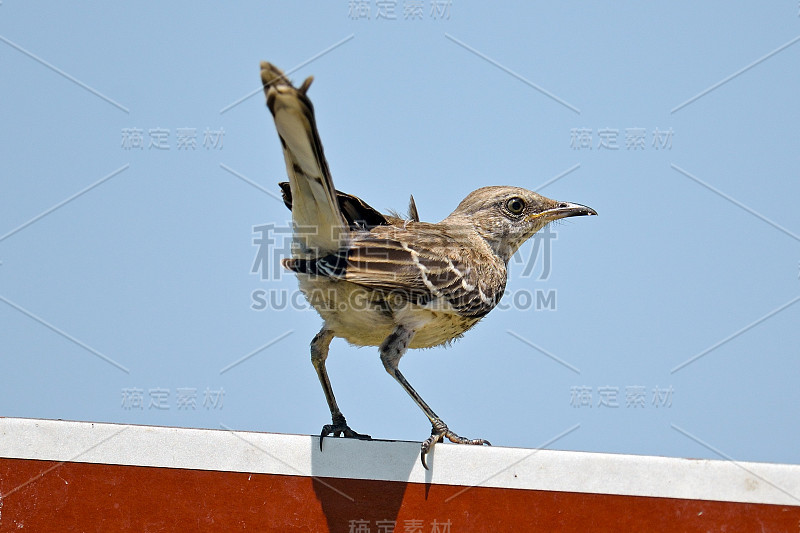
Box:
1, 417, 799, 506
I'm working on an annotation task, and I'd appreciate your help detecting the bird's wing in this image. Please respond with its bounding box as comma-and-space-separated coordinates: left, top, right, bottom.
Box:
262, 62, 346, 256
278, 182, 388, 229
282, 233, 505, 317
342, 235, 505, 317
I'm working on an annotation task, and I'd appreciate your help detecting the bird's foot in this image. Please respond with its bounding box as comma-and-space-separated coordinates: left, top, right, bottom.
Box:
319, 413, 371, 451
420, 418, 491, 469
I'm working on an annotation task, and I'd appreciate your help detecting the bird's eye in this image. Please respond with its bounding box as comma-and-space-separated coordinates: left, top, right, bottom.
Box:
505, 197, 526, 216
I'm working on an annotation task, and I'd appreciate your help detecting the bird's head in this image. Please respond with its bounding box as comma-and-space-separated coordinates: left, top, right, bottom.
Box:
445, 186, 597, 262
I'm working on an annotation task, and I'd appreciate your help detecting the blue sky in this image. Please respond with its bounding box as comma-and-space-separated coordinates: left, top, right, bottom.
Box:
1, 2, 799, 467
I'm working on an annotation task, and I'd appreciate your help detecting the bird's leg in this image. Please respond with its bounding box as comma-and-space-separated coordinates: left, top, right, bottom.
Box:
311, 328, 371, 450
380, 325, 491, 469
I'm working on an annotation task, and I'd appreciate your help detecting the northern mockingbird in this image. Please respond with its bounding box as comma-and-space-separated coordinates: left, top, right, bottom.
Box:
261, 62, 597, 468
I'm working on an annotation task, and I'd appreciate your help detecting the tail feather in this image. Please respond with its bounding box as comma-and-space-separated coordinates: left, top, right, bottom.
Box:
261, 62, 346, 257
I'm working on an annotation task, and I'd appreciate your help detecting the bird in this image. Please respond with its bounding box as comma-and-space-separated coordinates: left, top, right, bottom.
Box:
260, 61, 597, 468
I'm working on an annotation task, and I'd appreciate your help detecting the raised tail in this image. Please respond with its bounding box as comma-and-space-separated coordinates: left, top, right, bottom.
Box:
261, 62, 346, 257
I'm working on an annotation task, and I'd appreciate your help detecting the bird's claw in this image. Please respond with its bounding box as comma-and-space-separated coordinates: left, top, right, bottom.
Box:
420, 418, 491, 469
319, 414, 371, 451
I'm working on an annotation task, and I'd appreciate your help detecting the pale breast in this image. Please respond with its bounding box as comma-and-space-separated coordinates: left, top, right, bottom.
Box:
297, 276, 482, 349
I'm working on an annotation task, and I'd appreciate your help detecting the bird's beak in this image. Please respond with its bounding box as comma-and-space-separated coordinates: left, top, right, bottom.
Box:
533, 202, 598, 222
